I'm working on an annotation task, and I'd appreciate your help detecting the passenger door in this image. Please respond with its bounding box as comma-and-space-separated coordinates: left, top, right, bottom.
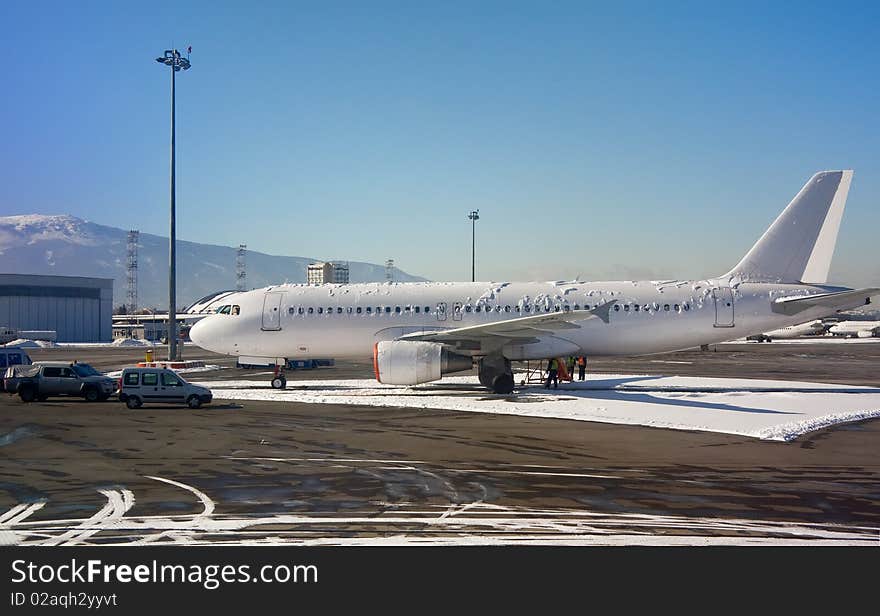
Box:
436, 302, 447, 321
160, 371, 186, 403
452, 301, 463, 321
713, 287, 735, 327
141, 371, 161, 402
40, 367, 62, 394
262, 292, 284, 331
58, 367, 81, 394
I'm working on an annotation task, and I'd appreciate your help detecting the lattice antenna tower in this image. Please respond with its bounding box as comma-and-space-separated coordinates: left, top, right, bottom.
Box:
385, 259, 394, 282
126, 230, 139, 313
236, 244, 247, 291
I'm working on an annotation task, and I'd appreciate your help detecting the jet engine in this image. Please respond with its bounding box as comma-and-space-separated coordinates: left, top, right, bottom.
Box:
373, 341, 472, 385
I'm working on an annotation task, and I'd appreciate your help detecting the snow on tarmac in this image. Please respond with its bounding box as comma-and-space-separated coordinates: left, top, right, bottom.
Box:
194, 374, 880, 442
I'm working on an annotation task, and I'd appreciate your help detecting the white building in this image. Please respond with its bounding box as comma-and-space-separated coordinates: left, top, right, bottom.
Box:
0, 273, 113, 342
307, 261, 349, 284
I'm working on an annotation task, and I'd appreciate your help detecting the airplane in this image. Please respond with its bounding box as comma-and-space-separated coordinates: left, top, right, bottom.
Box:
190, 170, 879, 393
828, 320, 880, 338
745, 319, 827, 342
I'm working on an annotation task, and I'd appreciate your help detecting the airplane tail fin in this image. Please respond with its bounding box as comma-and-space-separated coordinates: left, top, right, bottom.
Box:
724, 170, 853, 284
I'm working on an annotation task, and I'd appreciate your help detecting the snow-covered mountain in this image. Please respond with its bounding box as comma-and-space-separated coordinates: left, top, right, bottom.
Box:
0, 215, 426, 308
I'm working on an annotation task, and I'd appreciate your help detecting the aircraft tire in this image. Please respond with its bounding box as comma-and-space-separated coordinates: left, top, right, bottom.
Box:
271, 376, 287, 389
491, 373, 515, 395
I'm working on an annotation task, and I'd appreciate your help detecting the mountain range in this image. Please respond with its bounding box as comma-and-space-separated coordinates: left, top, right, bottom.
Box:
0, 215, 426, 308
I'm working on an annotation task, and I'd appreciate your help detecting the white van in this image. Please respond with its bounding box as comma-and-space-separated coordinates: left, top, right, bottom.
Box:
118, 367, 213, 409
0, 347, 32, 371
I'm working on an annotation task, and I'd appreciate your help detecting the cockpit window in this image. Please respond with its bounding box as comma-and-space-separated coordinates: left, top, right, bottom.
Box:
231, 305, 240, 315
216, 305, 231, 314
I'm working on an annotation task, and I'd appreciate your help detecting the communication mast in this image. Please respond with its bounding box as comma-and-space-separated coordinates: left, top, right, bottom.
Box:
126, 230, 139, 313
236, 244, 247, 291
385, 259, 394, 282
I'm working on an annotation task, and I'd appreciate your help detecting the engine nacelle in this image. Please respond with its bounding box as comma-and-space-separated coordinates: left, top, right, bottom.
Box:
373, 341, 472, 385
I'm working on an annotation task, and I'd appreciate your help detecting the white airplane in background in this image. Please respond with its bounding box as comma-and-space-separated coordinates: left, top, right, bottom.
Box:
746, 319, 827, 342
191, 170, 878, 393
828, 320, 880, 338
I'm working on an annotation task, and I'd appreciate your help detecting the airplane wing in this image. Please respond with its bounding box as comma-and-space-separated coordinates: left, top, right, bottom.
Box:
771, 288, 880, 316
398, 301, 617, 348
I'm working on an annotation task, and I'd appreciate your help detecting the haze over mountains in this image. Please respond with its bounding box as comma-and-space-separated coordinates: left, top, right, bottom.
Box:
0, 215, 426, 308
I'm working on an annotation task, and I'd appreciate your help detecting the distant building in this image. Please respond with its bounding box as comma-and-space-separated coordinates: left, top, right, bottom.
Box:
0, 273, 113, 342
307, 261, 349, 284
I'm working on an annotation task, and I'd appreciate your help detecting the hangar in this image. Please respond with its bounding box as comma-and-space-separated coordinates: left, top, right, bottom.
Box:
0, 273, 113, 342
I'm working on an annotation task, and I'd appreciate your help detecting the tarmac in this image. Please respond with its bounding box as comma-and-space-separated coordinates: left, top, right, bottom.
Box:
1, 341, 878, 544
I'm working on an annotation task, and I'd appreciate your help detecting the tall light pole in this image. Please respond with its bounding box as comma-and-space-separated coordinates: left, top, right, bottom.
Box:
156, 48, 191, 360
468, 209, 479, 282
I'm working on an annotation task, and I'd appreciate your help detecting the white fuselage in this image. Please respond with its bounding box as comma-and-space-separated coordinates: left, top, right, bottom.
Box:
760, 320, 826, 339
828, 320, 880, 337
190, 279, 843, 361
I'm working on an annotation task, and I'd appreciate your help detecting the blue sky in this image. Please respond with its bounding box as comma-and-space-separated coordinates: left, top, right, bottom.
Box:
1, 1, 878, 286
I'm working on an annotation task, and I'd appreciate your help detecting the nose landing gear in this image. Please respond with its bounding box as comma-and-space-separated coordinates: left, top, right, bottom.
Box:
271, 364, 287, 389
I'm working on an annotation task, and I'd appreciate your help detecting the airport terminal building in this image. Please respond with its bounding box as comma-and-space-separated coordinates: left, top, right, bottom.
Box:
0, 273, 113, 342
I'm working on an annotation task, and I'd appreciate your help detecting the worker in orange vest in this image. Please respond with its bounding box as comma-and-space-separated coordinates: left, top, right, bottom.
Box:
577, 356, 587, 381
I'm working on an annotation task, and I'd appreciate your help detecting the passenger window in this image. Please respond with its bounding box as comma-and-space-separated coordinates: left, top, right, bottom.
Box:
124, 372, 139, 386
664, 304, 670, 311
347, 307, 352, 314
357, 307, 362, 314
545, 306, 551, 312
162, 372, 182, 387
317, 307, 323, 314
366, 307, 372, 314
415, 306, 420, 313
385, 307, 391, 314
328, 307, 333, 314
466, 306, 473, 313
505, 306, 511, 312
634, 305, 640, 312
573, 304, 580, 310
674, 304, 680, 311
524, 306, 531, 313
298, 307, 304, 315
288, 307, 296, 315
425, 306, 430, 313
585, 304, 591, 310
614, 305, 621, 312
142, 373, 158, 386
495, 306, 501, 312
475, 306, 481, 313
683, 303, 690, 311
395, 306, 401, 314
308, 307, 314, 314
624, 305, 630, 312
337, 307, 343, 314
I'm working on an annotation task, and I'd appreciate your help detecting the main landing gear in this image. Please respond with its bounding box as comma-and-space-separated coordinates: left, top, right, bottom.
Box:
478, 355, 516, 395
271, 364, 287, 389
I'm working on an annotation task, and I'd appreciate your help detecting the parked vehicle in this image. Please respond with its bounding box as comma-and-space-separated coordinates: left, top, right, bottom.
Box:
13, 362, 117, 403
0, 346, 32, 371
118, 367, 213, 409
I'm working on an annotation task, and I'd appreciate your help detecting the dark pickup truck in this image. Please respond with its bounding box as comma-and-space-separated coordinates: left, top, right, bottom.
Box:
7, 362, 117, 402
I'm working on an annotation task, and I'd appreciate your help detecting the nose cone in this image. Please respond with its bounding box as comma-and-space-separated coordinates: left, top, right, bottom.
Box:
189, 316, 220, 352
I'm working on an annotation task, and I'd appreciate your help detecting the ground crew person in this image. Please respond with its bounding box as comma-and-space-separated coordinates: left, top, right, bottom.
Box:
545, 358, 559, 389
577, 356, 587, 381
566, 356, 576, 380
